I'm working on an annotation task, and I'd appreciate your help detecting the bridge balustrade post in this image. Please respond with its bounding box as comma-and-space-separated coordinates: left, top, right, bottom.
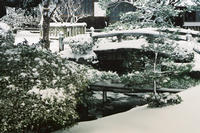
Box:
117, 35, 122, 42
90, 27, 94, 37
59, 31, 64, 52
103, 90, 107, 104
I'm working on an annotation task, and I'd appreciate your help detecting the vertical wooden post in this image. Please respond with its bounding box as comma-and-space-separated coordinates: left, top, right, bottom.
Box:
117, 35, 122, 42
103, 90, 107, 104
84, 25, 86, 34
59, 31, 64, 52
90, 27, 94, 37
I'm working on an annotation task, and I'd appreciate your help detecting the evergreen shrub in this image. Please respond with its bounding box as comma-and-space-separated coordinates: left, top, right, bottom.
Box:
0, 40, 88, 133
64, 34, 94, 55
144, 93, 182, 108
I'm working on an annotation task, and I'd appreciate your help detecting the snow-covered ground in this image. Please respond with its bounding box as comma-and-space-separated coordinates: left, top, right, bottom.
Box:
13, 28, 200, 133
14, 30, 60, 53
53, 85, 200, 133
15, 30, 40, 45
14, 30, 96, 60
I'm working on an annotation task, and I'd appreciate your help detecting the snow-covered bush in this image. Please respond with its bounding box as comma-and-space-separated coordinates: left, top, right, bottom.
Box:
121, 71, 151, 88
64, 34, 94, 55
0, 41, 88, 133
172, 47, 194, 63
86, 68, 121, 84
0, 7, 40, 30
0, 22, 14, 45
144, 93, 182, 108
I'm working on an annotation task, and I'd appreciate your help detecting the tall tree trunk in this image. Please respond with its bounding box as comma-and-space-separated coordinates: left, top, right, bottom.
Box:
42, 0, 50, 49
153, 52, 158, 95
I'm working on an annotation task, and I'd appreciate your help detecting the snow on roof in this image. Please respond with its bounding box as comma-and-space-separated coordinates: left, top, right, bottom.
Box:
53, 85, 200, 133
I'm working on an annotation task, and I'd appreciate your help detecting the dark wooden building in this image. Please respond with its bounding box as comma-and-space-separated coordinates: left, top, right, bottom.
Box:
78, 0, 108, 29
175, 1, 200, 31
182, 10, 200, 31
79, 0, 137, 29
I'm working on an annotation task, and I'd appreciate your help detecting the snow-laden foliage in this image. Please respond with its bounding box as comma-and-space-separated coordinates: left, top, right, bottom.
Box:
0, 7, 40, 29
144, 93, 182, 108
52, 0, 86, 23
133, 0, 181, 27
105, 0, 182, 31
0, 22, 14, 45
120, 33, 194, 90
64, 34, 94, 55
86, 68, 120, 84
0, 41, 88, 133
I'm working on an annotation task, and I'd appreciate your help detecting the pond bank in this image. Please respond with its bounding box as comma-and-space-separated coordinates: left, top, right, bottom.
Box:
78, 92, 146, 122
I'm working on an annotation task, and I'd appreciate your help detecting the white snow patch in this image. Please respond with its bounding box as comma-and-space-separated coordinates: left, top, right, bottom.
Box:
14, 30, 40, 45
94, 2, 106, 17
27, 87, 67, 103
0, 22, 11, 33
177, 0, 196, 7
54, 85, 200, 133
94, 38, 148, 51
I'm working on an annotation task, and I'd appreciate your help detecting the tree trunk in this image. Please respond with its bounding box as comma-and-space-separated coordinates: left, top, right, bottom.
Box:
42, 1, 50, 49
42, 12, 50, 49
153, 52, 158, 95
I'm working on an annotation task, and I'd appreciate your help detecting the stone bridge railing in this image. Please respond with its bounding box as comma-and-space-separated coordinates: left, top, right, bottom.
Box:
91, 29, 162, 43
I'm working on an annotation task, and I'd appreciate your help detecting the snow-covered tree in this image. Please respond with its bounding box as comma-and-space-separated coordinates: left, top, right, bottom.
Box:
52, 0, 86, 23
104, 0, 182, 31
131, 0, 182, 27
38, 0, 61, 49
0, 7, 40, 29
193, 0, 200, 5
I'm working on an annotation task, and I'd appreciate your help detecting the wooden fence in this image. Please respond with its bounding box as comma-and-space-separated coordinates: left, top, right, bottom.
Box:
183, 22, 200, 31
40, 22, 87, 39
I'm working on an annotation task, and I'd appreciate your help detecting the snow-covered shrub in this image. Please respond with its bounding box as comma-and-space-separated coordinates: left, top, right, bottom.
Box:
0, 7, 40, 30
64, 34, 93, 55
172, 47, 194, 63
121, 71, 151, 87
144, 93, 182, 108
0, 42, 88, 133
104, 21, 130, 31
86, 68, 121, 84
0, 22, 14, 45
